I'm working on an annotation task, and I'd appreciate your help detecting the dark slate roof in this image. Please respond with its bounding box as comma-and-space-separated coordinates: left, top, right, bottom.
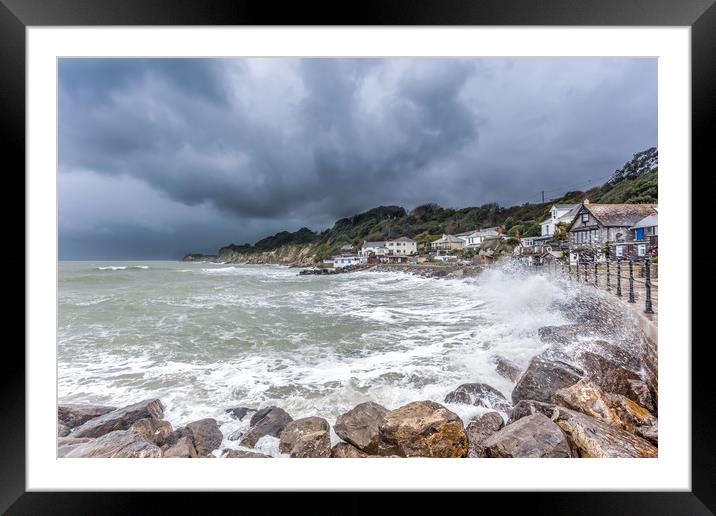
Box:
362, 241, 386, 247
583, 204, 657, 227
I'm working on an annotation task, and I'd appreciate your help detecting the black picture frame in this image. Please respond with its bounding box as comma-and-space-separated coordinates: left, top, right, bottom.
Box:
5, 0, 712, 512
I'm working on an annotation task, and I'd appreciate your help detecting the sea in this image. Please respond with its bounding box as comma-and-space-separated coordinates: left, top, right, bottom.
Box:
58, 260, 587, 456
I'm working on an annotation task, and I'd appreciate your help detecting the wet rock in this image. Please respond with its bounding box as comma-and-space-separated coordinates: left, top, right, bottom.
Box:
279, 417, 330, 454
577, 340, 641, 372
509, 400, 557, 423
64, 430, 162, 458
482, 413, 573, 458
466, 411, 504, 458
163, 436, 198, 458
225, 407, 255, 420
553, 378, 624, 428
185, 418, 223, 456
636, 422, 658, 446
444, 383, 511, 413
58, 404, 118, 428
129, 418, 173, 446
334, 402, 389, 454
627, 379, 656, 413
577, 352, 641, 398
493, 356, 522, 382
331, 442, 369, 458
289, 430, 332, 458
378, 400, 468, 458
71, 399, 165, 438
163, 427, 193, 448
538, 324, 591, 345
606, 394, 657, 433
223, 449, 271, 458
240, 406, 293, 448
551, 407, 658, 458
58, 423, 71, 437
511, 356, 583, 405
57, 437, 94, 458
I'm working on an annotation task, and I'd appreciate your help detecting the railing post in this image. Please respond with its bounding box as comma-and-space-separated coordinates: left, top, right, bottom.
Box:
644, 257, 654, 314
594, 261, 598, 287
616, 258, 622, 297
606, 259, 611, 291
576, 260, 580, 282
628, 259, 636, 303
583, 262, 588, 284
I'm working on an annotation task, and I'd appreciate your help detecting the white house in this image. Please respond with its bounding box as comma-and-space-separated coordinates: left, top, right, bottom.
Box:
430, 234, 466, 251
541, 204, 580, 237
464, 229, 500, 248
385, 236, 417, 255
361, 237, 417, 257
332, 255, 367, 268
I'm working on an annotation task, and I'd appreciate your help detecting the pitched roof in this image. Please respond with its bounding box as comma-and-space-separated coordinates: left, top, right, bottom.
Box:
390, 236, 416, 243
362, 241, 386, 248
630, 213, 658, 229
554, 203, 579, 210
433, 234, 465, 243
582, 204, 657, 227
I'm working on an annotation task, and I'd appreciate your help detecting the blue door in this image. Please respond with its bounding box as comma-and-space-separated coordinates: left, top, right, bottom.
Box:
635, 228, 644, 241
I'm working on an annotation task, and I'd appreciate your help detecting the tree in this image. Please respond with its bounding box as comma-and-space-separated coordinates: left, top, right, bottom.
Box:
552, 222, 569, 241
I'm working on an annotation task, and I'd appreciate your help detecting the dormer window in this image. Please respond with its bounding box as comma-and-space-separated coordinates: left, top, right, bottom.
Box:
581, 213, 589, 223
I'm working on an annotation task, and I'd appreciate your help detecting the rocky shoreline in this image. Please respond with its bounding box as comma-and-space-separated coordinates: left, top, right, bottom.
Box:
58, 309, 658, 458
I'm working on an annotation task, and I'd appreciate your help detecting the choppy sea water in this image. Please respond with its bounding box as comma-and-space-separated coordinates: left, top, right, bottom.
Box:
58, 260, 584, 455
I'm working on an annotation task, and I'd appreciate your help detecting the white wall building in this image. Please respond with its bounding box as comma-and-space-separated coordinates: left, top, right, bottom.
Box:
541, 204, 580, 236
464, 229, 500, 248
361, 237, 417, 256
332, 255, 367, 268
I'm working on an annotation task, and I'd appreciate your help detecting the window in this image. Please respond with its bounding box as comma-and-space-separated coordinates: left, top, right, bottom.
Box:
616, 246, 623, 257
638, 244, 646, 257
581, 213, 589, 223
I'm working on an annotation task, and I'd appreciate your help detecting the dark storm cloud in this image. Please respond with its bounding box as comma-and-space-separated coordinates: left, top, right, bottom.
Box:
59, 58, 657, 259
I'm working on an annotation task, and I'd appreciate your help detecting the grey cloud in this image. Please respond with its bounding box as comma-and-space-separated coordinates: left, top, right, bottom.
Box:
59, 58, 657, 259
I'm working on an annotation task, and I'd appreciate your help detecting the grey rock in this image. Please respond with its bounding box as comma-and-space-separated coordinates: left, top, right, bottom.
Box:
509, 400, 557, 423
444, 383, 511, 413
636, 422, 658, 446
58, 423, 71, 437
58, 403, 118, 428
279, 417, 330, 454
334, 402, 389, 454
466, 411, 504, 458
493, 356, 522, 382
577, 351, 641, 398
185, 418, 223, 456
289, 430, 332, 458
482, 413, 573, 458
331, 442, 369, 458
128, 418, 173, 446
64, 430, 162, 458
225, 407, 255, 420
240, 406, 293, 448
511, 356, 583, 404
57, 437, 94, 458
223, 449, 271, 458
163, 436, 198, 458
71, 399, 165, 438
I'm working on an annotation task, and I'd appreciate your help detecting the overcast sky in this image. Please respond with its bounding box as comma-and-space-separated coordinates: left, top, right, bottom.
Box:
59, 58, 657, 259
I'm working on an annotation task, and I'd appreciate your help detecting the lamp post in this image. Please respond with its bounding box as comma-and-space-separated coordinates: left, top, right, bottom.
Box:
616, 258, 622, 297
606, 259, 611, 291
644, 257, 654, 314
628, 258, 636, 303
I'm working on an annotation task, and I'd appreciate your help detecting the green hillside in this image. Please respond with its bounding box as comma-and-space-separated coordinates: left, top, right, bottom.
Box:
219, 147, 657, 256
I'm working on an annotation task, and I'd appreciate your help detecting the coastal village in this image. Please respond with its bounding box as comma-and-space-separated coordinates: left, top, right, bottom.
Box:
318, 199, 658, 271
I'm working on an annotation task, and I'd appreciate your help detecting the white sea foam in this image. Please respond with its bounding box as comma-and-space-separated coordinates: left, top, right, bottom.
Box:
58, 260, 625, 456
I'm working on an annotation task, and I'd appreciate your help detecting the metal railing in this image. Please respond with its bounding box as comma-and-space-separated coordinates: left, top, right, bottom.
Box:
556, 257, 658, 316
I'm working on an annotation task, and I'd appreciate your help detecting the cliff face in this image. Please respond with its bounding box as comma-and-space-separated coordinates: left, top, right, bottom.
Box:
217, 244, 317, 265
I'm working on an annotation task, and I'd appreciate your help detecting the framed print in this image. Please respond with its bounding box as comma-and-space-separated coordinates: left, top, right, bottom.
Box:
5, 0, 713, 512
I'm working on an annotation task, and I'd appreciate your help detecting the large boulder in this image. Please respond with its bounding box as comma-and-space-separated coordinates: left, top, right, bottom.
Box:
627, 379, 656, 413
185, 418, 223, 456
334, 402, 389, 454
331, 443, 369, 458
58, 403, 118, 429
162, 436, 198, 458
538, 324, 590, 345
64, 430, 162, 458
129, 418, 173, 446
223, 449, 271, 458
289, 431, 332, 458
279, 417, 330, 454
482, 413, 573, 458
576, 340, 641, 372
551, 407, 658, 458
57, 437, 94, 458
240, 406, 293, 448
511, 356, 583, 404
58, 423, 71, 437
466, 412, 504, 458
493, 356, 522, 382
576, 352, 641, 398
444, 383, 511, 413
378, 401, 468, 458
71, 399, 165, 438
509, 400, 557, 423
